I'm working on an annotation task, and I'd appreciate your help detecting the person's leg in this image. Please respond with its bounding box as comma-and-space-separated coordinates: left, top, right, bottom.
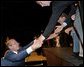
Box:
74, 7, 83, 45
73, 32, 79, 53
74, 7, 83, 57
71, 30, 79, 56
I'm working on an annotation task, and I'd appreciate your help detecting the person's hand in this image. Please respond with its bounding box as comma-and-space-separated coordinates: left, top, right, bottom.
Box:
36, 1, 51, 7
65, 27, 73, 34
31, 39, 43, 51
54, 25, 64, 34
31, 34, 45, 50
71, 14, 76, 20
31, 34, 45, 51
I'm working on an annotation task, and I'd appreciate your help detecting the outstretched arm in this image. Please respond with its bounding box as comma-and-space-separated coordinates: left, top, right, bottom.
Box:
42, 1, 75, 39
47, 33, 58, 40
4, 36, 44, 62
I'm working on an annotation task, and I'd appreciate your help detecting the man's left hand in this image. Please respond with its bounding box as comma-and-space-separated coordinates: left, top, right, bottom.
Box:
54, 25, 64, 34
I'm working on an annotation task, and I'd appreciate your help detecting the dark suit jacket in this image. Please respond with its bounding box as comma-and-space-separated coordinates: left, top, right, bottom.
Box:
1, 41, 34, 66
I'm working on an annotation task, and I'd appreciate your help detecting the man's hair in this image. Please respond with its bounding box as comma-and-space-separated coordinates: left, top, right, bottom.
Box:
5, 36, 16, 46
5, 37, 10, 46
5, 39, 15, 46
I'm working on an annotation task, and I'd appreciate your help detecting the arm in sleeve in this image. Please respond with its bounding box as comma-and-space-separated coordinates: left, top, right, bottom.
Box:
65, 3, 77, 25
4, 47, 33, 62
42, 1, 75, 39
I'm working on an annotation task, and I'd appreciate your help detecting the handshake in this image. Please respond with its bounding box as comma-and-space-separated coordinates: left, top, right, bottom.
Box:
31, 34, 45, 51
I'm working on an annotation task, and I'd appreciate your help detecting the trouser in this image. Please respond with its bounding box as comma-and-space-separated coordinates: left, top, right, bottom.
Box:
71, 30, 79, 53
71, 7, 83, 57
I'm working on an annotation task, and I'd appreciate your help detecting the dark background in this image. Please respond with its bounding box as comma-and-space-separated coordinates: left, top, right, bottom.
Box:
1, 0, 52, 57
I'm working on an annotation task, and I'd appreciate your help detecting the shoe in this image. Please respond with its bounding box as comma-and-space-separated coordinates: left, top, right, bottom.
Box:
77, 56, 83, 60
72, 52, 79, 57
72, 52, 83, 60
79, 64, 83, 66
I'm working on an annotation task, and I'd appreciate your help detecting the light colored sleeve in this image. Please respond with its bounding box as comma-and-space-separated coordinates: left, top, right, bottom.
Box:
62, 22, 67, 27
26, 46, 33, 54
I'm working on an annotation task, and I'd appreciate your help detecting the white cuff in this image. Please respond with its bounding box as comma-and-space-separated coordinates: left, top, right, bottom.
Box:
62, 22, 67, 27
26, 46, 33, 54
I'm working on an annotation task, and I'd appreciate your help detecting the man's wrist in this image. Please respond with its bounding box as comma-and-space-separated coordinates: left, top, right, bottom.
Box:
38, 34, 45, 41
26, 46, 34, 54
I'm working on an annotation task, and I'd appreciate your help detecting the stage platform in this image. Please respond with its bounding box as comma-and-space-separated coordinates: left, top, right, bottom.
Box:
43, 47, 83, 66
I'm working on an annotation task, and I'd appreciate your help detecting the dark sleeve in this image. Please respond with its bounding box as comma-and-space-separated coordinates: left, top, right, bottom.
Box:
42, 1, 76, 39
65, 3, 77, 25
79, 1, 83, 23
69, 4, 77, 17
4, 50, 28, 62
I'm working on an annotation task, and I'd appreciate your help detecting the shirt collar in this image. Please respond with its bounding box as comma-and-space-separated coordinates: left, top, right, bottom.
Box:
13, 51, 18, 54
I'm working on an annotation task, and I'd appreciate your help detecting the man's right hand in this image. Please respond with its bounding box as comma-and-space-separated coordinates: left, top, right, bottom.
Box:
31, 39, 43, 51
26, 38, 43, 54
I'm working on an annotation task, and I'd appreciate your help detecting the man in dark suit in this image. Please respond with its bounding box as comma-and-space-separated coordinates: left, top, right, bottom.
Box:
1, 35, 45, 66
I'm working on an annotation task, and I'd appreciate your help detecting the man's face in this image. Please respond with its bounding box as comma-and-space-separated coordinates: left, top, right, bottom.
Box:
6, 39, 20, 51
36, 1, 52, 7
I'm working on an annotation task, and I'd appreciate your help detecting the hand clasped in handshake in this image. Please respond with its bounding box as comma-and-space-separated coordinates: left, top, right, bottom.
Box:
31, 34, 45, 51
